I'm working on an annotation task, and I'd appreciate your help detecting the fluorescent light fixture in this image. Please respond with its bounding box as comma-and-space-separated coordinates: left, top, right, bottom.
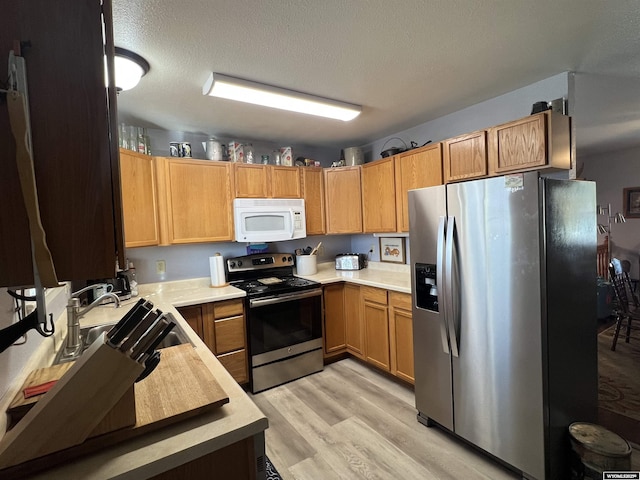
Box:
202, 73, 361, 121
114, 47, 150, 91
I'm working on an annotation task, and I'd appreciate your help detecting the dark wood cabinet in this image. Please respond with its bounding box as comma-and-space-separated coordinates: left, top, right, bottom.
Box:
0, 0, 123, 286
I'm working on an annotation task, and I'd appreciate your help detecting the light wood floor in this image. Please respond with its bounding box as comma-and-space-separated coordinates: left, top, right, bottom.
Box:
250, 359, 521, 480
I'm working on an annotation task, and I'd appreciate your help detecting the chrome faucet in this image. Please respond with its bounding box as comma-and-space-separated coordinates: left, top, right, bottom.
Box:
64, 285, 121, 357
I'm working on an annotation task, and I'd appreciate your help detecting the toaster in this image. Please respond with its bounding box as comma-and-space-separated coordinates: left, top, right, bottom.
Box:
335, 253, 368, 271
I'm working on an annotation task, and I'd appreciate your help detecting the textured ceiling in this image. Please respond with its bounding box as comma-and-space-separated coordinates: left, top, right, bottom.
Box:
112, 0, 640, 155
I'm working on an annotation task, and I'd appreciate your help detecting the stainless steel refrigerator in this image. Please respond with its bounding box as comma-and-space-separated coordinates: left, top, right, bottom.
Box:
409, 172, 598, 480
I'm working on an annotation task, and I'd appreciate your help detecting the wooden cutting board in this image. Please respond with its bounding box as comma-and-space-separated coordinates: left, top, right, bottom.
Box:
2, 344, 229, 478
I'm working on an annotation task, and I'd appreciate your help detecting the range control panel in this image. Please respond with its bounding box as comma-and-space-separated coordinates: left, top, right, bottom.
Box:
227, 253, 295, 272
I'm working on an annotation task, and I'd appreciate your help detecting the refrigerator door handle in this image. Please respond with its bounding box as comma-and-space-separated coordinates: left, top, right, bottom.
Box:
437, 215, 450, 355
445, 215, 459, 358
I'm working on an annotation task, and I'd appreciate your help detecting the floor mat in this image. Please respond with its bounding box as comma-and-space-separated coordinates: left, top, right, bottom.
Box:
265, 455, 282, 480
598, 323, 640, 444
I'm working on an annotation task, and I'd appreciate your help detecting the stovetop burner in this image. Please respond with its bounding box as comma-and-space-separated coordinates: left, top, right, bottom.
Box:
232, 275, 320, 297
226, 253, 321, 297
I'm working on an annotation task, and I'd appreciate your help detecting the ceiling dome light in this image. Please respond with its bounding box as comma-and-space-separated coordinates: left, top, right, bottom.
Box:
114, 47, 150, 91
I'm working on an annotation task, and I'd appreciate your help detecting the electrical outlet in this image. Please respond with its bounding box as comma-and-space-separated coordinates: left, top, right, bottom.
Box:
369, 244, 375, 253
318, 245, 325, 256
156, 260, 166, 275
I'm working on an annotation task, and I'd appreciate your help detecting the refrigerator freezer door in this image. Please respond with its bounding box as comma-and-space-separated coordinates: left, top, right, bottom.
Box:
447, 173, 545, 479
409, 185, 454, 430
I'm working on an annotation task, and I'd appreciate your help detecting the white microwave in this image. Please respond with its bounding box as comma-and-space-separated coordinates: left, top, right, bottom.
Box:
234, 198, 306, 242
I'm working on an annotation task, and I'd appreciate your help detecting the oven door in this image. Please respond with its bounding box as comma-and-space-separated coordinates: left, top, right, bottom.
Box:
248, 288, 323, 360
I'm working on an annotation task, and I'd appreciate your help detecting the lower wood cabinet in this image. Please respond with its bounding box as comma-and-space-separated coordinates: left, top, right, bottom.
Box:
322, 283, 413, 383
177, 298, 248, 385
362, 286, 390, 371
389, 292, 414, 384
323, 283, 346, 355
344, 284, 364, 358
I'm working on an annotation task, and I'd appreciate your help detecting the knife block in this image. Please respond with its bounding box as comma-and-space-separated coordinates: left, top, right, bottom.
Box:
6, 362, 136, 436
0, 332, 144, 469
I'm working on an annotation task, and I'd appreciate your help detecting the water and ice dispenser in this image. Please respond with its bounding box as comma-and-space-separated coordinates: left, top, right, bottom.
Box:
415, 263, 438, 312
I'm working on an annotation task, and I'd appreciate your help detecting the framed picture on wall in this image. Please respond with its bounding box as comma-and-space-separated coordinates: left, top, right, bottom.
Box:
379, 237, 406, 264
623, 186, 640, 218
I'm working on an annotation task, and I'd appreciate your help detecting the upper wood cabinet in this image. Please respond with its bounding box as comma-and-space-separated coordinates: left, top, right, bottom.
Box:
488, 111, 570, 175
324, 167, 363, 234
119, 149, 159, 248
156, 158, 234, 244
0, 0, 123, 286
234, 164, 269, 198
395, 143, 443, 232
234, 164, 301, 198
271, 166, 302, 198
362, 158, 397, 233
443, 130, 488, 183
301, 167, 325, 235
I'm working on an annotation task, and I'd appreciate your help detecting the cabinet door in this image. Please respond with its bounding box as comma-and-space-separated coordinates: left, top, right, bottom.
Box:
214, 315, 246, 355
363, 300, 390, 371
344, 284, 364, 358
217, 350, 248, 385
488, 112, 547, 175
119, 149, 159, 247
362, 286, 390, 371
323, 284, 346, 354
301, 167, 325, 235
271, 166, 301, 198
443, 131, 487, 183
234, 164, 269, 198
0, 0, 123, 286
389, 292, 414, 384
324, 167, 362, 234
362, 158, 397, 233
157, 159, 234, 243
176, 305, 204, 340
395, 144, 443, 232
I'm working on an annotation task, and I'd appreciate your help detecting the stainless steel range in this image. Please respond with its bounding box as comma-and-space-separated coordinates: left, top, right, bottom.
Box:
227, 253, 323, 393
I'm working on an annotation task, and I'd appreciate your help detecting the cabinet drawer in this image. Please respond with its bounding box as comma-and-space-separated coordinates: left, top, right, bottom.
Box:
217, 349, 248, 384
215, 315, 245, 354
389, 291, 411, 311
213, 299, 244, 319
361, 286, 387, 305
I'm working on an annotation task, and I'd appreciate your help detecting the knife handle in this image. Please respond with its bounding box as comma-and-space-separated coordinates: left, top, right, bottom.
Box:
137, 322, 176, 363
130, 319, 168, 361
118, 310, 163, 353
106, 298, 149, 339
108, 301, 153, 347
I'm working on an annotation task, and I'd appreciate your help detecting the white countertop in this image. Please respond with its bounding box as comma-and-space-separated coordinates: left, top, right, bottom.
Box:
8, 261, 410, 478
13, 284, 265, 480
295, 261, 411, 294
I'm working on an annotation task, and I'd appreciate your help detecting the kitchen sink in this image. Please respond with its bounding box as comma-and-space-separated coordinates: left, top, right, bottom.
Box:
54, 319, 192, 365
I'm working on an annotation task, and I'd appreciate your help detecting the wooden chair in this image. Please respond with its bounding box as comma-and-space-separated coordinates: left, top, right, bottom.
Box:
608, 260, 638, 351
597, 237, 609, 278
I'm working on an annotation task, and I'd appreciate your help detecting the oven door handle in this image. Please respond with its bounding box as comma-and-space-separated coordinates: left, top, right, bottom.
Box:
249, 288, 322, 308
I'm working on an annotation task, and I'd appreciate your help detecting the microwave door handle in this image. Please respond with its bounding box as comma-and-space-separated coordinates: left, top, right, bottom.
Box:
289, 209, 295, 238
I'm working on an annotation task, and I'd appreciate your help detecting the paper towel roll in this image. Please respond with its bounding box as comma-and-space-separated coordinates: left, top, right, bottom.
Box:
209, 253, 226, 287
